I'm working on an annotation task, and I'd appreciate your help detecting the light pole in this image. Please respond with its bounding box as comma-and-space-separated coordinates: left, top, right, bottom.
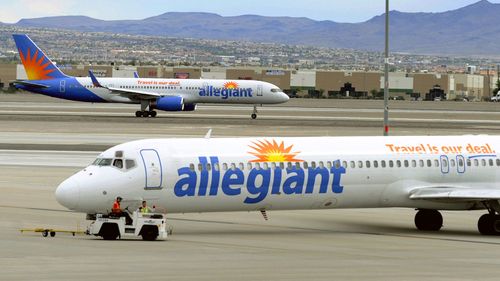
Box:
383, 0, 390, 136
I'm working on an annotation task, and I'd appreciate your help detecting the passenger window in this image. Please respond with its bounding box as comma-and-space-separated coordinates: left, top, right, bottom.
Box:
489, 159, 494, 166
358, 161, 363, 168
365, 161, 371, 168
239, 163, 244, 170
497, 159, 500, 166
287, 162, 292, 169
256, 163, 262, 170
198, 163, 203, 171
474, 159, 479, 166
427, 159, 432, 167
404, 160, 409, 168
373, 161, 378, 168
467, 159, 472, 167
381, 160, 386, 168
113, 159, 123, 169
295, 162, 301, 170
207, 163, 212, 171
311, 161, 316, 168
350, 161, 355, 168
481, 159, 486, 166
263, 163, 269, 170
396, 160, 401, 168
458, 158, 464, 167
442, 159, 448, 168
125, 159, 136, 170
230, 163, 236, 170
214, 163, 220, 171
222, 163, 228, 170
247, 163, 253, 170
279, 162, 285, 169
389, 160, 394, 168
450, 159, 456, 167
334, 161, 341, 169
411, 160, 416, 168
303, 162, 309, 169
434, 159, 439, 167
419, 160, 424, 167
319, 161, 324, 169
342, 161, 347, 168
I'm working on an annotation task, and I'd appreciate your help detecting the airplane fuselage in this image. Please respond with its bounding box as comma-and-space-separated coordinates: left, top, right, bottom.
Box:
56, 136, 500, 215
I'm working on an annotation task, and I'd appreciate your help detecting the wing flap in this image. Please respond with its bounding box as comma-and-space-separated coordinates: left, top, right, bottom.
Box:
106, 86, 160, 100
410, 186, 500, 201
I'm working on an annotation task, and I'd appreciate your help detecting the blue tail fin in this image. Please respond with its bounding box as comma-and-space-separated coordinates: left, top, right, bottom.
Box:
12, 34, 68, 80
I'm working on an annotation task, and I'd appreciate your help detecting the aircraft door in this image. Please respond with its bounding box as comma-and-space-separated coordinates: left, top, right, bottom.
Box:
59, 80, 65, 93
257, 85, 263, 96
440, 155, 449, 174
456, 155, 466, 174
140, 149, 163, 189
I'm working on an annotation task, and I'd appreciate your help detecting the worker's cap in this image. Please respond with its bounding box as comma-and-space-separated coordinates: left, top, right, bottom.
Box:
117, 196, 123, 200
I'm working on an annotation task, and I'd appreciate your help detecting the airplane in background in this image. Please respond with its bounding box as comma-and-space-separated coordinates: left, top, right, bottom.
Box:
56, 135, 500, 236
12, 34, 289, 118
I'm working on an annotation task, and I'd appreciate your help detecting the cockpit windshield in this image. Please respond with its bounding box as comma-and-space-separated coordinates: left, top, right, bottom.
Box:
91, 158, 136, 170
271, 88, 281, 93
92, 158, 112, 166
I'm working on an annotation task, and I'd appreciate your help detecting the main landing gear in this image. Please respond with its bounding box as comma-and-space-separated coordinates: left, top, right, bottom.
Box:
477, 200, 500, 235
251, 105, 258, 119
414, 209, 443, 231
415, 201, 500, 235
135, 100, 157, 118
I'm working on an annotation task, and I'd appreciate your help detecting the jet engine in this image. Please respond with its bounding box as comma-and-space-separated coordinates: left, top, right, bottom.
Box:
152, 96, 184, 111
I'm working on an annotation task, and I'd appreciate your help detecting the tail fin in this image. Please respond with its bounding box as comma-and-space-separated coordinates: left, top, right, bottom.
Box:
12, 34, 68, 80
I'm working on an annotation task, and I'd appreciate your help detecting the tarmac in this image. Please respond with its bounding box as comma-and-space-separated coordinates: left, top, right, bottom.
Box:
1, 92, 500, 280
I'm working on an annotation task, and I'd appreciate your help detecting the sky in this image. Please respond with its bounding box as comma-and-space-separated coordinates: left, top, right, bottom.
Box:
0, 0, 499, 23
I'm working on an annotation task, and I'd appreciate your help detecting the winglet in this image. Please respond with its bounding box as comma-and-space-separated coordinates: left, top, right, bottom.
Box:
88, 70, 103, 87
204, 128, 212, 139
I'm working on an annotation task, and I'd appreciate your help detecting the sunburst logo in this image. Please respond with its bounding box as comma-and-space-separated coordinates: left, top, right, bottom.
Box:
18, 48, 55, 80
248, 139, 303, 162
224, 81, 239, 89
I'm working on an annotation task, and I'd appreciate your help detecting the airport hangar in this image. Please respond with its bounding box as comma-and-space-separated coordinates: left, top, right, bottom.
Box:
0, 63, 496, 101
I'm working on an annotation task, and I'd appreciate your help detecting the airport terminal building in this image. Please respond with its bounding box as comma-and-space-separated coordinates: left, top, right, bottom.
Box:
0, 63, 495, 101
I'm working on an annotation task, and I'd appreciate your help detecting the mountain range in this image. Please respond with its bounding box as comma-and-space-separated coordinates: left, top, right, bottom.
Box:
9, 0, 500, 56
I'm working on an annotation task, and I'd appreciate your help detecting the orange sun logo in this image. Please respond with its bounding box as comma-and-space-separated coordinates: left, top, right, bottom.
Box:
248, 139, 303, 162
224, 81, 239, 89
18, 48, 55, 80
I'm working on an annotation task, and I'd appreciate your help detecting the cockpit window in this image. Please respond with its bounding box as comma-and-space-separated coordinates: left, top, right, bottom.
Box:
113, 159, 123, 169
92, 158, 113, 166
126, 159, 136, 170
271, 88, 281, 93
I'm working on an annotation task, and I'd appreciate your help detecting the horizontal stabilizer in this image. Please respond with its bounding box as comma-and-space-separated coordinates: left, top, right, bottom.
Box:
13, 80, 49, 89
410, 186, 500, 201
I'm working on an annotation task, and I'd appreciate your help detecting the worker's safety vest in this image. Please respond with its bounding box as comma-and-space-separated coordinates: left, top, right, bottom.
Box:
140, 207, 150, 214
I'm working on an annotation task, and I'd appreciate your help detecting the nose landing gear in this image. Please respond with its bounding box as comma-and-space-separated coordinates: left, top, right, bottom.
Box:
251, 105, 258, 119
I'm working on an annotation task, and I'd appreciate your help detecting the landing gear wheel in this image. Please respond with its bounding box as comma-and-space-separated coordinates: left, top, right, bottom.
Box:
135, 111, 142, 117
251, 113, 257, 119
150, 111, 157, 117
50, 231, 56, 237
142, 111, 149, 118
415, 209, 443, 231
42, 230, 48, 237
478, 214, 497, 235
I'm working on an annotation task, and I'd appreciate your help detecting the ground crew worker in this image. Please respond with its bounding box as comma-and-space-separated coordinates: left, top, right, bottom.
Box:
139, 200, 151, 214
111, 196, 132, 224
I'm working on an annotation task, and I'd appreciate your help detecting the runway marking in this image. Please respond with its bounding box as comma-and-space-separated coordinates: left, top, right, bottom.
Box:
1, 110, 500, 124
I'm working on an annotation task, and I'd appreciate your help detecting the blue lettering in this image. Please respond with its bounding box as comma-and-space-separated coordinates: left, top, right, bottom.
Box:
245, 168, 271, 204
330, 161, 346, 193
221, 168, 243, 195
199, 88, 206, 96
174, 167, 197, 196
283, 167, 304, 194
209, 156, 219, 196
271, 166, 282, 194
197, 157, 209, 196
214, 88, 220, 97
306, 167, 329, 194
221, 89, 228, 99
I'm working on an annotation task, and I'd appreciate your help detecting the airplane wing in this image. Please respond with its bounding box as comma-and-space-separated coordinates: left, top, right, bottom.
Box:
88, 70, 160, 100
409, 186, 500, 202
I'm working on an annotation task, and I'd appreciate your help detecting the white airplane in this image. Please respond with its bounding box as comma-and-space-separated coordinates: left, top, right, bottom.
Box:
12, 34, 289, 119
56, 135, 500, 235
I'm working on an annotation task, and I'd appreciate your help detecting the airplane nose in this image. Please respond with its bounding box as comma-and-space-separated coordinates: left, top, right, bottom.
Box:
55, 177, 80, 210
282, 92, 290, 102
